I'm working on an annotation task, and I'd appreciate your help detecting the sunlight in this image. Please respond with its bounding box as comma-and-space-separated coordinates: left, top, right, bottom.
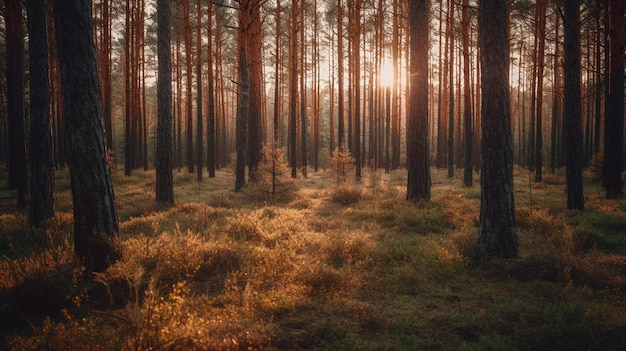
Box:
379, 59, 394, 87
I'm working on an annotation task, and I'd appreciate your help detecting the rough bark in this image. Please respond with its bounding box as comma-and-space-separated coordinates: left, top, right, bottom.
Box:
27, 0, 55, 226
478, 0, 518, 259
407, 0, 431, 202
53, 0, 121, 272
603, 0, 625, 198
564, 0, 585, 210
5, 0, 28, 208
156, 0, 174, 205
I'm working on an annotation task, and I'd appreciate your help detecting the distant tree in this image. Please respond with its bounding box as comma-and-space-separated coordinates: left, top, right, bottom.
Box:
5, 0, 28, 209
156, 0, 174, 205
406, 0, 431, 202
478, 0, 518, 259
53, 0, 121, 272
603, 0, 624, 199
26, 0, 54, 227
331, 147, 355, 184
563, 0, 585, 210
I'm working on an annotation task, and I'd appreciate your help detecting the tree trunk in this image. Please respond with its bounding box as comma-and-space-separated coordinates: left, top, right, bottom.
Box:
564, 0, 585, 210
27, 0, 54, 226
447, 0, 455, 178
248, 0, 263, 180
603, 0, 625, 198
5, 0, 28, 208
156, 0, 174, 205
407, 0, 431, 202
235, 1, 250, 192
184, 0, 194, 174
478, 0, 518, 259
534, 0, 547, 182
196, 0, 203, 182
462, 0, 473, 187
289, 0, 298, 178
53, 0, 121, 272
207, 0, 216, 177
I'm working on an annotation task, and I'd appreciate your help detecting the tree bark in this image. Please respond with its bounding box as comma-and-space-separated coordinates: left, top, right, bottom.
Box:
156, 0, 174, 205
196, 0, 203, 182
5, 0, 28, 208
462, 0, 473, 187
478, 0, 518, 259
27, 0, 54, 227
407, 0, 431, 202
207, 0, 216, 177
53, 0, 121, 272
603, 0, 625, 199
563, 0, 585, 210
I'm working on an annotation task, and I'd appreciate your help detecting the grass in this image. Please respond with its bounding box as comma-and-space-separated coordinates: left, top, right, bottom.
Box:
1, 166, 625, 350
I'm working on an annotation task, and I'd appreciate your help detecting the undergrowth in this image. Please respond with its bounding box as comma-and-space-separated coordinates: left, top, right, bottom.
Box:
1, 167, 625, 350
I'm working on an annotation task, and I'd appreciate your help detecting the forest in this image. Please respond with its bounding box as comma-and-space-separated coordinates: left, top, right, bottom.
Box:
1, 0, 625, 349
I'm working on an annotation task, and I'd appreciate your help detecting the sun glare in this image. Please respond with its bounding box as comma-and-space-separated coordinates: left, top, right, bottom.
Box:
379, 60, 394, 87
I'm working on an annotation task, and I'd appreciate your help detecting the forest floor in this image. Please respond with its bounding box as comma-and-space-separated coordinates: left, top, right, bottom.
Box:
1, 165, 626, 350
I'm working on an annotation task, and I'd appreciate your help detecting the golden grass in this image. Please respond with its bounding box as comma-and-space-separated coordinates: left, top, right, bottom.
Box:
2, 166, 626, 350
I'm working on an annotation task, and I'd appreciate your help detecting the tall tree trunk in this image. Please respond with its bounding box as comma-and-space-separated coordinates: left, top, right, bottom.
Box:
534, 0, 547, 182
289, 0, 298, 177
564, 0, 585, 210
248, 0, 263, 180
352, 0, 362, 180
196, 0, 203, 181
156, 0, 174, 205
5, 0, 28, 208
478, 0, 518, 259
53, 0, 121, 272
27, 0, 54, 226
551, 5, 561, 174
462, 0, 473, 187
235, 1, 250, 191
207, 0, 216, 177
407, 0, 431, 202
337, 0, 345, 150
299, 0, 307, 178
184, 0, 194, 174
273, 0, 282, 144
447, 0, 455, 178
603, 0, 625, 198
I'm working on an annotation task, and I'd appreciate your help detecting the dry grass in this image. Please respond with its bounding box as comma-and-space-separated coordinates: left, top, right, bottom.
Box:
1, 166, 625, 350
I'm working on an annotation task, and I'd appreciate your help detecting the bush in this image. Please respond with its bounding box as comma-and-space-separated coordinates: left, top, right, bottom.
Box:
250, 142, 296, 202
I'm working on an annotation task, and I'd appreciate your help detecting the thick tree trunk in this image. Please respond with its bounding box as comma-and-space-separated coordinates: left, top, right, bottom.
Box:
156, 0, 174, 205
564, 0, 585, 210
5, 0, 28, 208
407, 0, 431, 202
27, 0, 55, 227
603, 0, 625, 199
478, 0, 518, 259
53, 0, 121, 272
248, 0, 263, 180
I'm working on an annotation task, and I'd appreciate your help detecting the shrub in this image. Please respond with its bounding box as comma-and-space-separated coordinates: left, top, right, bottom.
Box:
330, 147, 355, 184
250, 142, 296, 202
331, 183, 362, 205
